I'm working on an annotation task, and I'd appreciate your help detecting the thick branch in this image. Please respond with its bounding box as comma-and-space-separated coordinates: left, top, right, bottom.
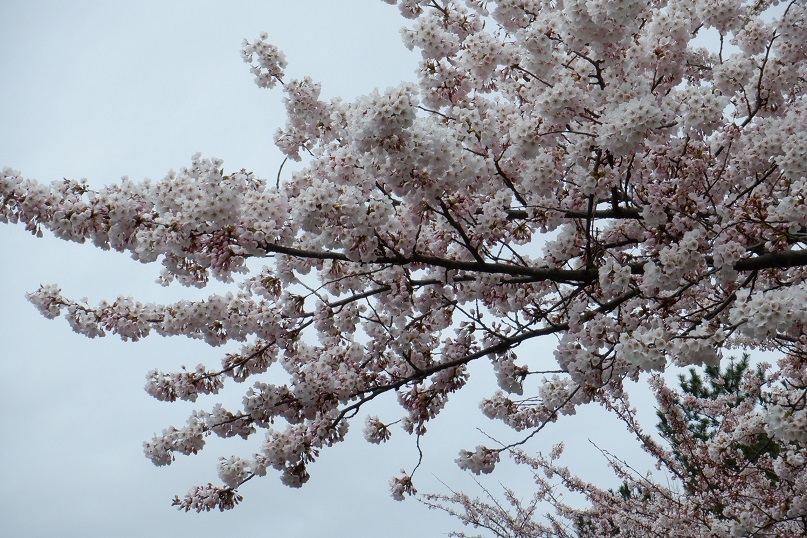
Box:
505, 208, 642, 220
627, 249, 807, 276
260, 241, 596, 283
733, 249, 807, 271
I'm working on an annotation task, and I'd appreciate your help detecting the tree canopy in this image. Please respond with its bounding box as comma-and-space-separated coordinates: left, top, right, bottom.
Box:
1, 0, 805, 534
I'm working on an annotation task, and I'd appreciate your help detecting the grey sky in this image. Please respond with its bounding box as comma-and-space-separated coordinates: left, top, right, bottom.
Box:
0, 2, 657, 536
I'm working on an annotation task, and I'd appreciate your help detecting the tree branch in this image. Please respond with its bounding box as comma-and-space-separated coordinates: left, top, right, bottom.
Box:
260, 241, 597, 283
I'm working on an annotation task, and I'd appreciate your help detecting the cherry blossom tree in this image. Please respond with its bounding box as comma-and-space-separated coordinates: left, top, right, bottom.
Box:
1, 0, 805, 531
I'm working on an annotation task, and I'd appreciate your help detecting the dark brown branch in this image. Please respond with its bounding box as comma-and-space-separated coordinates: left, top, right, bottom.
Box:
627, 249, 807, 276
734, 249, 807, 271
260, 241, 597, 283
505, 207, 642, 220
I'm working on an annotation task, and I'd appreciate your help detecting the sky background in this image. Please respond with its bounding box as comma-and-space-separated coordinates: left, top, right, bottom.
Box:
0, 2, 660, 536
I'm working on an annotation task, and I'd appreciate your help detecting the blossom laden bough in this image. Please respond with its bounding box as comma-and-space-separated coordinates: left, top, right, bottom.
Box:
2, 0, 806, 531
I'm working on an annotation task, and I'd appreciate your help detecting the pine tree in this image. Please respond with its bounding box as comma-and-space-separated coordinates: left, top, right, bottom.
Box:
656, 354, 782, 496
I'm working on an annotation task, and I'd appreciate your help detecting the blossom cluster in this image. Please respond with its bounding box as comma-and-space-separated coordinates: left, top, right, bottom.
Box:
455, 445, 500, 475
491, 352, 527, 395
240, 33, 286, 89
729, 286, 807, 340
362, 416, 392, 444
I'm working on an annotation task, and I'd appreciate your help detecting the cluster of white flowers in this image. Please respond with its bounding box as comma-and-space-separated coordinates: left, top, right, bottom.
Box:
217, 456, 251, 489
362, 416, 392, 444
778, 124, 807, 181
204, 403, 254, 440
642, 228, 707, 294
273, 77, 340, 161
243, 382, 301, 426
144, 365, 223, 402
152, 154, 247, 234
492, 352, 528, 395
386, 0, 429, 19
616, 326, 668, 372
598, 95, 663, 155
398, 364, 469, 435
257, 425, 310, 487
587, 0, 645, 24
401, 14, 459, 59
143, 414, 206, 466
598, 257, 632, 300
537, 374, 579, 414
766, 403, 807, 444
677, 85, 727, 134
773, 449, 807, 483
349, 84, 418, 152
774, 177, 807, 230
459, 31, 510, 81
389, 471, 417, 501
25, 284, 64, 319
480, 390, 553, 431
537, 76, 584, 126
240, 33, 286, 89
696, 0, 743, 33
173, 483, 243, 513
712, 54, 755, 97
668, 329, 724, 368
455, 445, 500, 475
711, 238, 746, 283
487, 1, 532, 31
729, 286, 807, 340
560, 0, 609, 46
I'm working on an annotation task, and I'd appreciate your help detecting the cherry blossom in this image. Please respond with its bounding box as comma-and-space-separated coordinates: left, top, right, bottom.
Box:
2, 0, 806, 530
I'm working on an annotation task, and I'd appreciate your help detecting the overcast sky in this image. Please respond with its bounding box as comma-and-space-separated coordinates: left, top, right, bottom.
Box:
0, 2, 660, 536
